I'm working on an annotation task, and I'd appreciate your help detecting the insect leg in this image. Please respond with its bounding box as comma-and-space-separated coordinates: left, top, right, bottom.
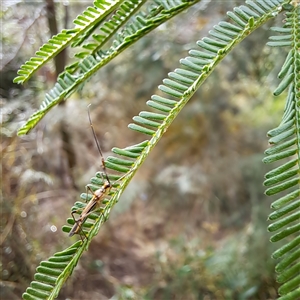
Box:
70, 207, 88, 241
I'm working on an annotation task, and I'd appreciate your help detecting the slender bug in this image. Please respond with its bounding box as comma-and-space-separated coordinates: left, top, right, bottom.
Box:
69, 105, 129, 240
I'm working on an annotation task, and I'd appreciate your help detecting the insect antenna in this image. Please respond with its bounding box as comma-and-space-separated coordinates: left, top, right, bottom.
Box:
87, 104, 110, 185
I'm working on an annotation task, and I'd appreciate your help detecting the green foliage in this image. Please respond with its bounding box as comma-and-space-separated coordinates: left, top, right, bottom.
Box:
139, 231, 278, 300
14, 0, 120, 85
263, 4, 300, 300
15, 0, 199, 135
13, 0, 299, 299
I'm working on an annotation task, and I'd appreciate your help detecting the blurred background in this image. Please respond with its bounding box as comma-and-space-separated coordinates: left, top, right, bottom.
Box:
1, 1, 288, 299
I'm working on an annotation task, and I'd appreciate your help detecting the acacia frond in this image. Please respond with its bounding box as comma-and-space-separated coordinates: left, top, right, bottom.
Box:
14, 0, 120, 85
70, 0, 146, 64
263, 3, 300, 300
17, 0, 200, 136
21, 1, 293, 299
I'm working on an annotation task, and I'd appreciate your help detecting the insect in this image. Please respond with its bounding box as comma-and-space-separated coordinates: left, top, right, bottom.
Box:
69, 105, 127, 240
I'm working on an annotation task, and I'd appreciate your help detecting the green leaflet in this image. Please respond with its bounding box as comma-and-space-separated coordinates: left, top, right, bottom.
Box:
263, 4, 300, 300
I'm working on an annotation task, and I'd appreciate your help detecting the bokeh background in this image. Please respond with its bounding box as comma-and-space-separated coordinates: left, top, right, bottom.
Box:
1, 1, 288, 299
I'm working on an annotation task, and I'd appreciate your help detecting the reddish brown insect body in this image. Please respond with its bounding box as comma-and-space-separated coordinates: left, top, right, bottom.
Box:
69, 182, 111, 237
